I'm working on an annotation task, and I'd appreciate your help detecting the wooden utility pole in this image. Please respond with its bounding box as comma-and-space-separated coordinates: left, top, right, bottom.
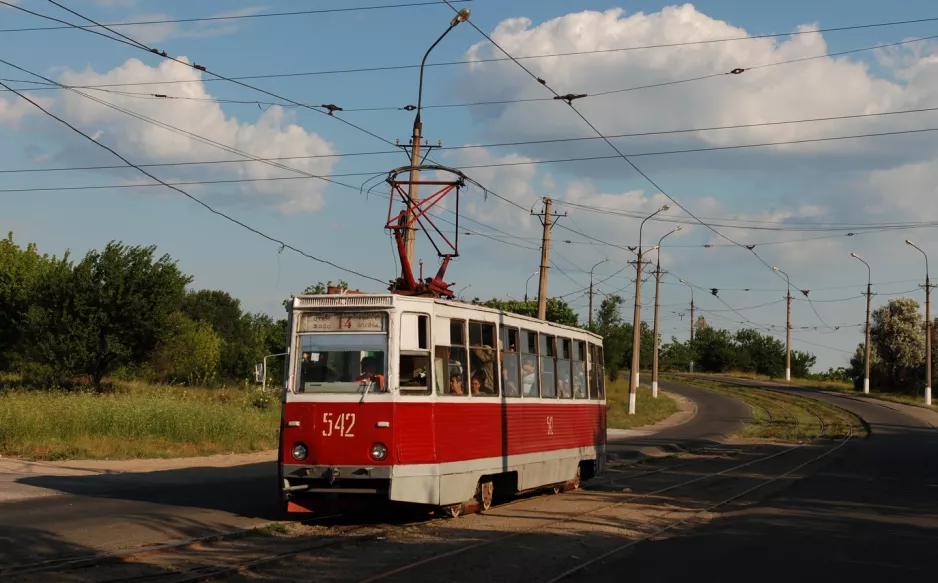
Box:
532, 198, 565, 320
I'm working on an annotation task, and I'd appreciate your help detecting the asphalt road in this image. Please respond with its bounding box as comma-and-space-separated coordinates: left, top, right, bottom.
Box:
574, 378, 938, 583
0, 384, 745, 568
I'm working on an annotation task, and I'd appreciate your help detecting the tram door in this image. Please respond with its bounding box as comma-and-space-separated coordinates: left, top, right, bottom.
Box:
396, 312, 437, 464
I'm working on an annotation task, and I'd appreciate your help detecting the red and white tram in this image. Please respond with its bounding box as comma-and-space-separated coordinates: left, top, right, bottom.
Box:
278, 293, 607, 516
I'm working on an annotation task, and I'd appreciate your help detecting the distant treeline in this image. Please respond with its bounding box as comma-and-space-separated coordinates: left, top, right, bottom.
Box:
0, 233, 286, 388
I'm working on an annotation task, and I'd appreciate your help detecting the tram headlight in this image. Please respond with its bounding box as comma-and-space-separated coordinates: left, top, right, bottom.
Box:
291, 442, 308, 461
370, 442, 388, 461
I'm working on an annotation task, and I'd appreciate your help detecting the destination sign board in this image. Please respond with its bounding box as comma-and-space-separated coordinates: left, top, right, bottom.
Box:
299, 312, 386, 333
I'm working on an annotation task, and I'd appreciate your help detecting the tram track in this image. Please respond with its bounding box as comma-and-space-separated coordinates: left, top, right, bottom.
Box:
3, 390, 857, 583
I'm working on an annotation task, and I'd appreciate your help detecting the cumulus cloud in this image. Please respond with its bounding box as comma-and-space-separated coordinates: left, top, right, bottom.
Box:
9, 57, 337, 213
453, 4, 938, 174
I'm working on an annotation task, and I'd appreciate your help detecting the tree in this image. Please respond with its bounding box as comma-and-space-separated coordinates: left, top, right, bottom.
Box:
790, 350, 817, 379
151, 313, 220, 384
870, 297, 924, 390
473, 297, 579, 327
21, 242, 192, 387
0, 233, 57, 371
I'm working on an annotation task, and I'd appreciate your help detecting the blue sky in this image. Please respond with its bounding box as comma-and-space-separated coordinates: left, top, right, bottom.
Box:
3, 0, 938, 372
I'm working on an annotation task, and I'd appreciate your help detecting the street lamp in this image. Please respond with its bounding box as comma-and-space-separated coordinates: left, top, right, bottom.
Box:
906, 239, 932, 406
458, 284, 471, 300
402, 8, 471, 266
772, 266, 792, 382
651, 226, 682, 398
525, 270, 539, 302
851, 252, 872, 394
628, 204, 669, 415
588, 257, 609, 328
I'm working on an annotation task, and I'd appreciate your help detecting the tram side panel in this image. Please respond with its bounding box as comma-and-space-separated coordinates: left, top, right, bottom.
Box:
394, 401, 605, 506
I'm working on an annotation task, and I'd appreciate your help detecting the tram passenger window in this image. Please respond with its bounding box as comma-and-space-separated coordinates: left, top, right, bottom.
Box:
572, 340, 586, 399
450, 319, 466, 346
596, 345, 605, 399
500, 327, 521, 397
399, 353, 430, 394
469, 321, 498, 397
557, 338, 572, 399
540, 334, 556, 398
520, 329, 538, 397
436, 345, 468, 396
589, 344, 606, 400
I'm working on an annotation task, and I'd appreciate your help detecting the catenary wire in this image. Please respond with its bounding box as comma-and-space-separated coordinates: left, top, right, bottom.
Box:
4, 10, 938, 88
1, 1, 473, 33
0, 80, 387, 285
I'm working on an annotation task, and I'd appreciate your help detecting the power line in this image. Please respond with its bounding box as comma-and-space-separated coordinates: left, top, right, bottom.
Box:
4, 11, 938, 89
0, 80, 387, 285
0, 1, 473, 33
9, 102, 938, 175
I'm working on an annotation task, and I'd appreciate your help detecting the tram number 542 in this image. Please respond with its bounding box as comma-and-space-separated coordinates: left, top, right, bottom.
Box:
322, 412, 356, 437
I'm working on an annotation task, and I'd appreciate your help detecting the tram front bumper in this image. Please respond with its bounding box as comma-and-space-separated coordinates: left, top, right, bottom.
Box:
281, 464, 392, 495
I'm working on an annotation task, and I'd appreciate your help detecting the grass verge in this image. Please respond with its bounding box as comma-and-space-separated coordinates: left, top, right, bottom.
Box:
606, 379, 680, 430
682, 371, 938, 413
670, 376, 864, 442
0, 380, 280, 460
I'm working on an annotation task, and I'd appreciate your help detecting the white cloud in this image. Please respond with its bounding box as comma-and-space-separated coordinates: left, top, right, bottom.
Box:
6, 57, 337, 213
0, 94, 48, 128
454, 5, 938, 173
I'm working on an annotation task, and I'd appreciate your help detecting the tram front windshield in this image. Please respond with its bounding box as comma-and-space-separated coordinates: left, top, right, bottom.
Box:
296, 333, 387, 393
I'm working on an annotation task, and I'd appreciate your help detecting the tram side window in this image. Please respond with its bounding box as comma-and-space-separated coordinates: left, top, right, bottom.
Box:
520, 329, 539, 397
558, 338, 572, 399
572, 340, 587, 399
596, 345, 605, 399
540, 334, 557, 398
589, 343, 605, 399
400, 313, 431, 395
469, 321, 498, 396
437, 319, 468, 396
500, 327, 521, 397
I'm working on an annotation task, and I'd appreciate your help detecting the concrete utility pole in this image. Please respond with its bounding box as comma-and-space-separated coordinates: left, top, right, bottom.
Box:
403, 8, 471, 266
851, 253, 873, 394
651, 226, 682, 399
628, 205, 669, 415
773, 266, 792, 382
588, 257, 609, 328
906, 239, 932, 406
533, 198, 566, 320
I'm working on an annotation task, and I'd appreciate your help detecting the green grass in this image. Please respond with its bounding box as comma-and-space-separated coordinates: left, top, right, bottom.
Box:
605, 379, 680, 430
0, 379, 280, 460
674, 371, 938, 412
669, 376, 864, 442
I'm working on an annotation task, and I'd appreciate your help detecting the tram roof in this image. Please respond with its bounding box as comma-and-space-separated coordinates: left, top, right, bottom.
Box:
289, 293, 602, 342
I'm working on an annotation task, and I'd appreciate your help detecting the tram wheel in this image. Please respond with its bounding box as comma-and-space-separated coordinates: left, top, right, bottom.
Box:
477, 480, 494, 511
444, 504, 462, 519
571, 465, 582, 490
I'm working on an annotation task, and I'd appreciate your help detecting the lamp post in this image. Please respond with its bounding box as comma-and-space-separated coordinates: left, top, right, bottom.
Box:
906, 239, 932, 406
628, 204, 669, 415
525, 270, 538, 302
588, 257, 609, 328
772, 266, 792, 382
457, 284, 471, 300
402, 8, 471, 266
651, 226, 682, 398
851, 252, 872, 394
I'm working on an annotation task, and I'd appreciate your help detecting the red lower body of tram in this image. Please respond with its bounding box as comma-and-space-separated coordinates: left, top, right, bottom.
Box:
279, 400, 606, 514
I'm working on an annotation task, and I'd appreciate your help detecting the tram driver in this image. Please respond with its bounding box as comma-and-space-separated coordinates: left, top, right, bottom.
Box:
355, 355, 385, 392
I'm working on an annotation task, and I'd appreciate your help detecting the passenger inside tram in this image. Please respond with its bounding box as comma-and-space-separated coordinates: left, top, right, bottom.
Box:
449, 372, 465, 395
470, 373, 495, 396
521, 357, 538, 397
